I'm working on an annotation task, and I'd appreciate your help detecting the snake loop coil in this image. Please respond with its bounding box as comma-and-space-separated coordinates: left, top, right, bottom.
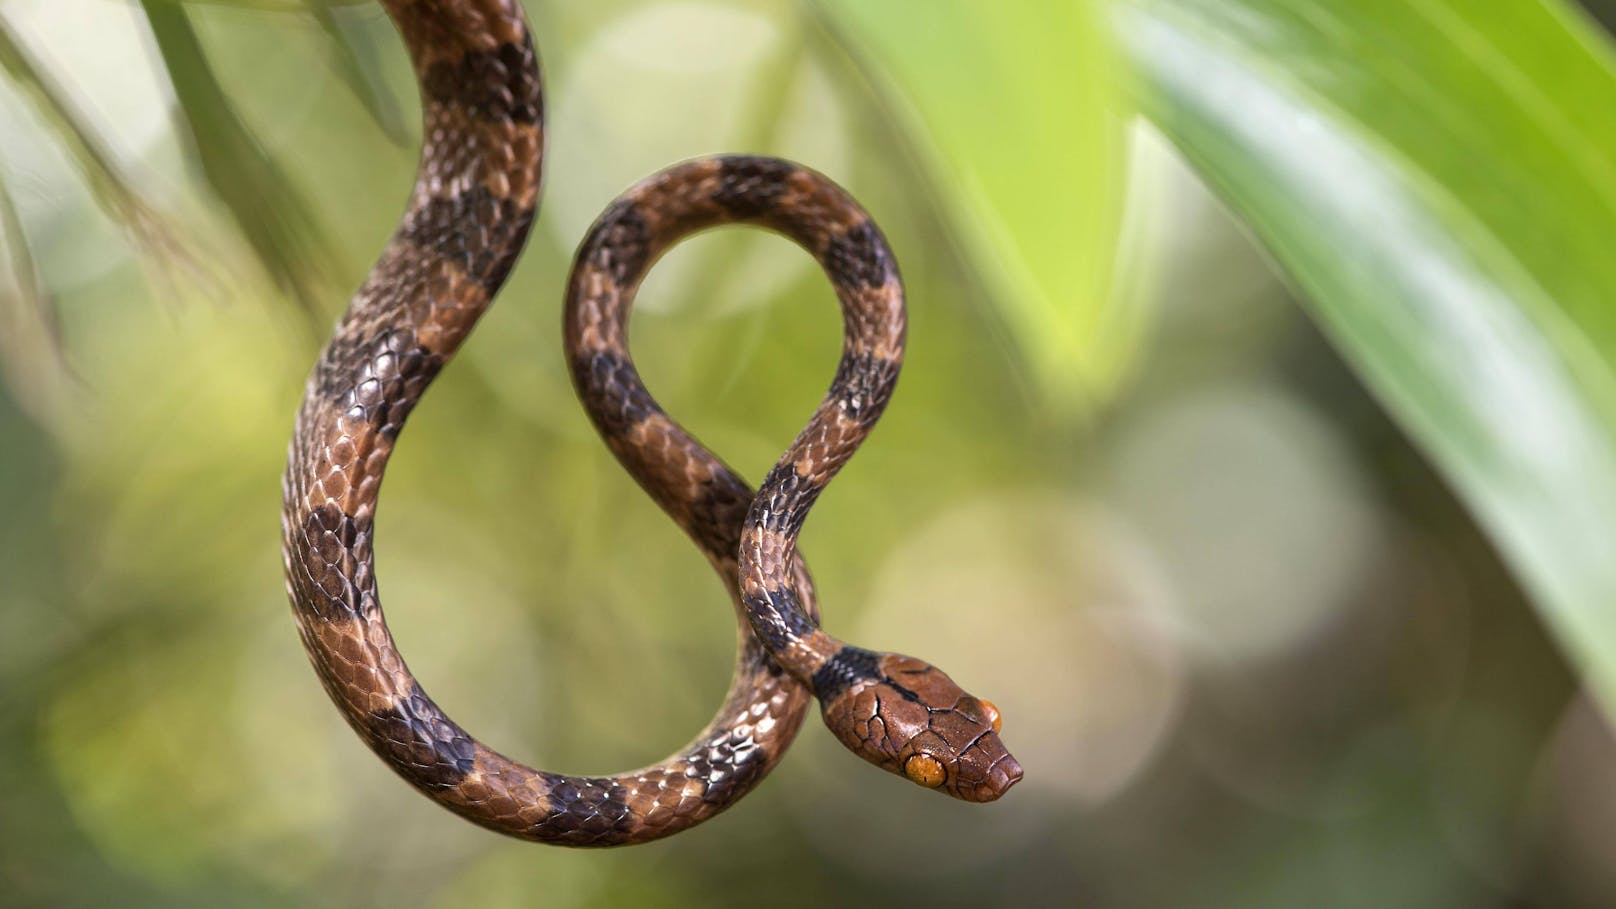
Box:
282, 0, 1020, 847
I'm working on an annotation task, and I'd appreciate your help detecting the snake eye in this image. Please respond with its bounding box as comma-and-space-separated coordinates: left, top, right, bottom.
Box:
980, 699, 1003, 734
904, 753, 946, 789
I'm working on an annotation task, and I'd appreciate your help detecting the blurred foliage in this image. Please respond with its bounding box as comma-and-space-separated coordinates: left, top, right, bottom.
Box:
0, 9, 191, 313
139, 0, 341, 314
814, 0, 1129, 408
1115, 0, 1616, 727
2, 0, 1616, 907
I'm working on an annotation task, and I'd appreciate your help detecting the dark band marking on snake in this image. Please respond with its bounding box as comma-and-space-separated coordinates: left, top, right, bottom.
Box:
282, 0, 1020, 847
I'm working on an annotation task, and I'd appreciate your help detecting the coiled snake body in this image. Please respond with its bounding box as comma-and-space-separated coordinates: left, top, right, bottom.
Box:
282, 0, 1020, 847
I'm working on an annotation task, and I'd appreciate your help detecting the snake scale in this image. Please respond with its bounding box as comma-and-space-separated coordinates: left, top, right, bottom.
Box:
282, 0, 1020, 847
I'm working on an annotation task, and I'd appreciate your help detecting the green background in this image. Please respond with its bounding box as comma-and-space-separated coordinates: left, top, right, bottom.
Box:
3, 1, 1616, 906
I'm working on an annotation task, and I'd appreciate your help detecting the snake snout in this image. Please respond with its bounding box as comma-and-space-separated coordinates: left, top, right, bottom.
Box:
948, 723, 1023, 803
962, 751, 1024, 803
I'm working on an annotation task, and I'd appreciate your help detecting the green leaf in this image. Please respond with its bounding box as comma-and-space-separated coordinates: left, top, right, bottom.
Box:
145, 1, 408, 144
306, 2, 410, 147
0, 11, 192, 273
139, 0, 340, 315
1115, 0, 1616, 708
812, 0, 1130, 408
154, 0, 370, 11
0, 176, 72, 416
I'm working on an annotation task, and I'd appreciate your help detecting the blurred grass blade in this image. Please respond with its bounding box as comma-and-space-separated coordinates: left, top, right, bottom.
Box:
1116, 0, 1616, 711
138, 1, 407, 144
0, 12, 190, 270
139, 0, 339, 314
174, 0, 370, 9
813, 0, 1130, 409
0, 179, 72, 418
307, 2, 408, 146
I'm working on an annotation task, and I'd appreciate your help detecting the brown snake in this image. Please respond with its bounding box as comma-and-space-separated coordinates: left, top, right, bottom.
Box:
282, 0, 1020, 847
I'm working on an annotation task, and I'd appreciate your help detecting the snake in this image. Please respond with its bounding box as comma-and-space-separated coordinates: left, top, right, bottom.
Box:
281, 0, 1021, 847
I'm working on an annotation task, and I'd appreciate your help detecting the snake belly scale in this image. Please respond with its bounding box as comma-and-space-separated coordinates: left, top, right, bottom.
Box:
282, 0, 1020, 847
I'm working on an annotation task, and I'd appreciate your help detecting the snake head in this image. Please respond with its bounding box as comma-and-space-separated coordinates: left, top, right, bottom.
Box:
817, 650, 1022, 802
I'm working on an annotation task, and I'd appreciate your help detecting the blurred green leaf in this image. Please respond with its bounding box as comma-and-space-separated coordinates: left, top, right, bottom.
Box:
1116, 0, 1616, 711
0, 12, 191, 274
165, 0, 370, 10
306, 2, 409, 147
812, 0, 1131, 409
0, 177, 55, 344
139, 0, 340, 315
144, 1, 409, 145
0, 177, 70, 415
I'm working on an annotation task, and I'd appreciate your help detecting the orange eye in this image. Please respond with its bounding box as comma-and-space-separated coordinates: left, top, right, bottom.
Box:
980, 699, 1003, 734
904, 753, 946, 789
